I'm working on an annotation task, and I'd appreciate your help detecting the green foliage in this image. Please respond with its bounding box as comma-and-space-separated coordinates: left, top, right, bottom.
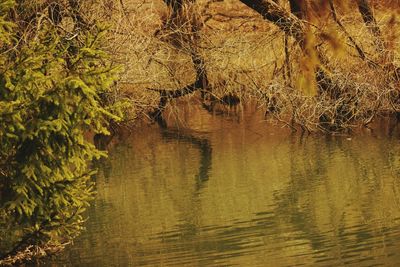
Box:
0, 1, 123, 259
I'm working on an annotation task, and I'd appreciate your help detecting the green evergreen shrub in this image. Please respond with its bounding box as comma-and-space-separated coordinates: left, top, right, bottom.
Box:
0, 0, 123, 262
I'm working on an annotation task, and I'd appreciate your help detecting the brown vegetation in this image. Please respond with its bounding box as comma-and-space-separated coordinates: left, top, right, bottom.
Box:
1, 1, 399, 264
11, 0, 400, 133
92, 0, 398, 133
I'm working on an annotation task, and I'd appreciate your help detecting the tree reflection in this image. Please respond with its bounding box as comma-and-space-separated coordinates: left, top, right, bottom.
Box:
161, 128, 212, 191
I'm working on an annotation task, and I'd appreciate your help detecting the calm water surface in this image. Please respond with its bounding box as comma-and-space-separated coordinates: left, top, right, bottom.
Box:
48, 108, 400, 266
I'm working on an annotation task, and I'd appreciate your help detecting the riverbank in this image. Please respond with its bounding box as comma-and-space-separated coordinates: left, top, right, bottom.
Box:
109, 0, 399, 133
1, 0, 399, 265
0, 242, 68, 266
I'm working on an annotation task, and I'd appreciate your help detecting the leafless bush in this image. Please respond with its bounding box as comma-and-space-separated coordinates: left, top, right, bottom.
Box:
79, 0, 400, 132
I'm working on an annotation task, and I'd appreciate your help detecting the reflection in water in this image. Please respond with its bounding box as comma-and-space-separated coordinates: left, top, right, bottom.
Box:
46, 108, 400, 267
161, 129, 212, 190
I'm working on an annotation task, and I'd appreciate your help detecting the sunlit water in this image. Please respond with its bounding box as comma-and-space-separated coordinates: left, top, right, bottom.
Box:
46, 106, 400, 267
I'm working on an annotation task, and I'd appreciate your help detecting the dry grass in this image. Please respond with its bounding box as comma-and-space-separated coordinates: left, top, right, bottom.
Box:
89, 0, 399, 132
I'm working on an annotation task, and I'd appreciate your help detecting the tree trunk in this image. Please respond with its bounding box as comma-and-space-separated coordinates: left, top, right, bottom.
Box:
239, 0, 353, 130
328, 0, 368, 61
239, 0, 337, 94
356, 0, 385, 52
288, 0, 306, 19
150, 0, 210, 126
239, 0, 306, 45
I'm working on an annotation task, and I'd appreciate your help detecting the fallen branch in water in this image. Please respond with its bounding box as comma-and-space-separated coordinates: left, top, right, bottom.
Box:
0, 242, 70, 266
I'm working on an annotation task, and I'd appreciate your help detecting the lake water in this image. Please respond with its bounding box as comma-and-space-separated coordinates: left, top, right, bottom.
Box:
47, 106, 400, 266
